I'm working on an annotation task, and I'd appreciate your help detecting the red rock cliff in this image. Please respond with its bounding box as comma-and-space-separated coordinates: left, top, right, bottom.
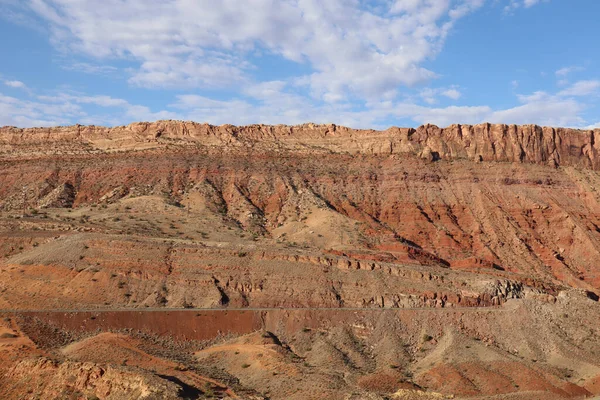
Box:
1, 121, 600, 169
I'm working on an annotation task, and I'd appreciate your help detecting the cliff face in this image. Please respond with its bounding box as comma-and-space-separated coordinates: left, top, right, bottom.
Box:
2, 121, 600, 169
2, 120, 600, 296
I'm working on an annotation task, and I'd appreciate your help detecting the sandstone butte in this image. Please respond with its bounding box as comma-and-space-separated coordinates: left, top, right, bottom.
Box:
1, 120, 600, 400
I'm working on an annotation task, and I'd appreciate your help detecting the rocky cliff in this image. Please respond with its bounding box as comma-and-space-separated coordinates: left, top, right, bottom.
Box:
2, 121, 600, 170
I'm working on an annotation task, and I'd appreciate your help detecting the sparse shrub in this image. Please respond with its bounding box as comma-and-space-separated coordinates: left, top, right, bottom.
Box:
202, 383, 215, 398
241, 363, 251, 368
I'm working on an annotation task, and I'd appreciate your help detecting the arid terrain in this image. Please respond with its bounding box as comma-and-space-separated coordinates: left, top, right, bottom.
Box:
0, 120, 599, 399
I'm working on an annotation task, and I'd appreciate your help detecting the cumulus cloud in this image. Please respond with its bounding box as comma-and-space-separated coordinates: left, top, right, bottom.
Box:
22, 0, 489, 101
3, 0, 594, 130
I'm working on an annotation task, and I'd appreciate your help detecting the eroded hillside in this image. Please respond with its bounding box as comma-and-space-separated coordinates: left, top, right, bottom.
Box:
0, 121, 599, 399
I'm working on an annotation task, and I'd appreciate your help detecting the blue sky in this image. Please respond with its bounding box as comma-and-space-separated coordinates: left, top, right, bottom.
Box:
0, 0, 599, 129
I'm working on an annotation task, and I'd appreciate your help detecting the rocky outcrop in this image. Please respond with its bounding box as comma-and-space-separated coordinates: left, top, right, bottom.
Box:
39, 182, 76, 208
2, 357, 182, 399
2, 121, 600, 170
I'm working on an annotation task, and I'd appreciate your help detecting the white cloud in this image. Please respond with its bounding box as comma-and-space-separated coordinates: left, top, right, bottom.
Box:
420, 88, 439, 105
399, 104, 492, 126
419, 86, 462, 104
489, 93, 584, 127
38, 93, 130, 108
4, 80, 27, 89
0, 79, 593, 130
24, 0, 487, 101
557, 80, 600, 97
0, 93, 82, 127
556, 65, 584, 77
442, 88, 461, 100
2, 0, 569, 130
37, 92, 179, 121
504, 0, 547, 13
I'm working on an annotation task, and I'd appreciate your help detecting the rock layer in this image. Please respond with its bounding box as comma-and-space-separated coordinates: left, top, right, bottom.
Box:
2, 121, 600, 170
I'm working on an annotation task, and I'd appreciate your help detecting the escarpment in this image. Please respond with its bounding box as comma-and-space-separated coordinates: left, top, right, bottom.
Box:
3, 120, 600, 400
2, 121, 600, 170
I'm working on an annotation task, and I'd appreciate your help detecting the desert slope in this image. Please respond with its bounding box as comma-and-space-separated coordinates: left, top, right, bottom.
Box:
0, 121, 599, 399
